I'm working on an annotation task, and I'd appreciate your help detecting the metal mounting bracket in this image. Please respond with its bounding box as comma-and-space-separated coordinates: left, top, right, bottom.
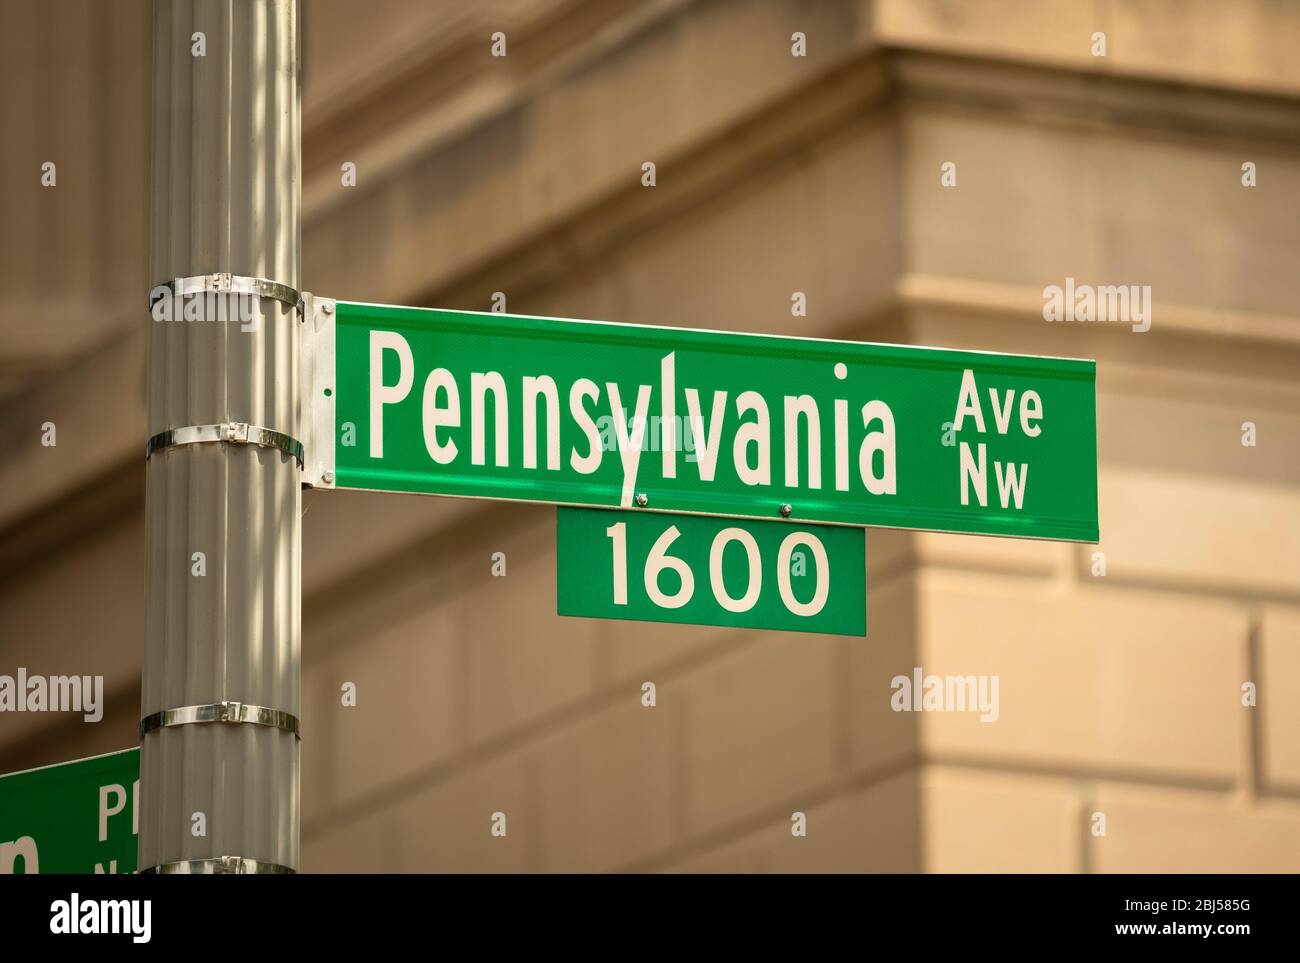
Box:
146, 422, 305, 468
139, 701, 301, 740
139, 856, 296, 875
148, 273, 300, 313
300, 292, 337, 489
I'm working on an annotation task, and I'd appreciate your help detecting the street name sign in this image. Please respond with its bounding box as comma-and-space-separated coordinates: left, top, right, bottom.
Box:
314, 302, 1098, 541
557, 507, 865, 635
0, 748, 139, 874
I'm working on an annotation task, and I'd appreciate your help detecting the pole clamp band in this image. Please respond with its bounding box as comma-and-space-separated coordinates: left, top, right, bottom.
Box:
140, 701, 301, 740
148, 273, 299, 312
146, 422, 305, 467
139, 857, 296, 875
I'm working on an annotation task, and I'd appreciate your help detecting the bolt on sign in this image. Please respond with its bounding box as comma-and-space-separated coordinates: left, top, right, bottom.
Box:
558, 508, 866, 636
0, 748, 139, 874
311, 302, 1098, 541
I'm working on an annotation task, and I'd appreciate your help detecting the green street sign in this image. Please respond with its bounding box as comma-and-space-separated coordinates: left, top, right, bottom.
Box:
557, 507, 866, 635
0, 748, 139, 874
322, 301, 1098, 541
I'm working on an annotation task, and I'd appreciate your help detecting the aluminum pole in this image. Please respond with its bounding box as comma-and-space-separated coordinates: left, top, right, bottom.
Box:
142, 0, 301, 873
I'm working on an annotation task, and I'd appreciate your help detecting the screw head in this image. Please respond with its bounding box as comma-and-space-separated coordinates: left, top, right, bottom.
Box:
322, 470, 335, 485
779, 503, 793, 518
634, 493, 649, 507
322, 301, 334, 314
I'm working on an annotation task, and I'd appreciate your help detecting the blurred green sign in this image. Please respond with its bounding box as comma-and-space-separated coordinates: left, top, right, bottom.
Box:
330, 302, 1098, 541
0, 748, 138, 874
557, 507, 865, 636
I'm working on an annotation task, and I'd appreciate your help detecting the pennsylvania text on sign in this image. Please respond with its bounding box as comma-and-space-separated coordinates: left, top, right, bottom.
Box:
314, 302, 1098, 542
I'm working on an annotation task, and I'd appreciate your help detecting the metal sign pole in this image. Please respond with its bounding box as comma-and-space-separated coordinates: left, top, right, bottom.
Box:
141, 0, 301, 874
